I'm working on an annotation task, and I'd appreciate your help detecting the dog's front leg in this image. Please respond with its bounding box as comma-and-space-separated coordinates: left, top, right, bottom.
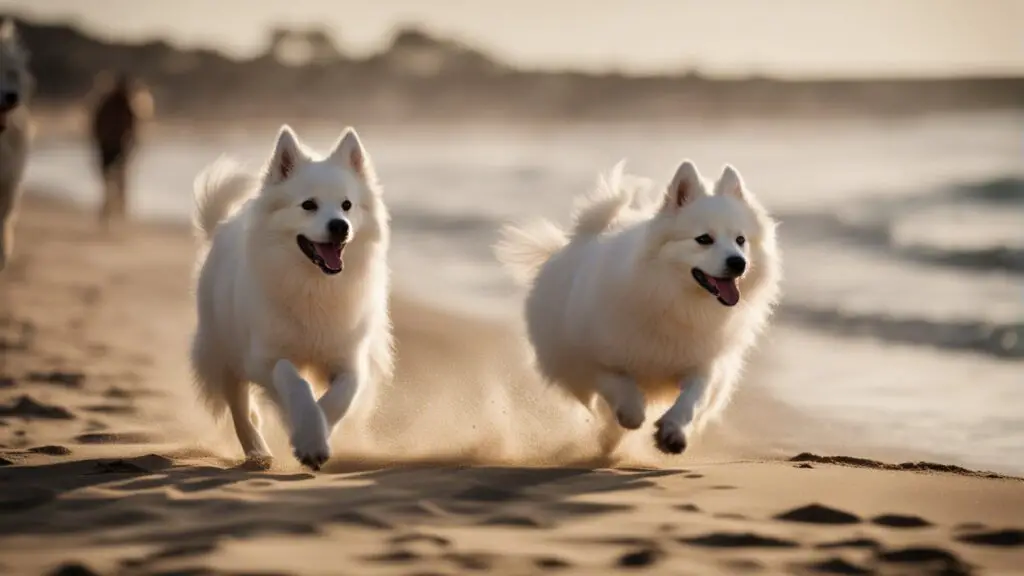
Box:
264, 359, 331, 470
317, 362, 364, 435
653, 372, 710, 455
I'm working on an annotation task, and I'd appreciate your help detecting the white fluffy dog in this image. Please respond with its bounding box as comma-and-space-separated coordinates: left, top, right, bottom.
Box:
0, 19, 34, 272
496, 160, 781, 455
190, 125, 393, 470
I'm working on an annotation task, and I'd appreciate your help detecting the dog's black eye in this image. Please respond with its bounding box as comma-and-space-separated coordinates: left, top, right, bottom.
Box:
736, 236, 746, 246
695, 234, 714, 245
341, 200, 352, 211
301, 199, 318, 212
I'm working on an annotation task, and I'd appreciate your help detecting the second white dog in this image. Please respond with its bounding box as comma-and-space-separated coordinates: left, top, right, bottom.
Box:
496, 160, 781, 456
190, 125, 393, 470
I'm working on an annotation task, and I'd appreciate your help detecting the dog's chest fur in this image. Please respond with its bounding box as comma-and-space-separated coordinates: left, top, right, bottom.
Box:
256, 264, 381, 372
587, 291, 741, 384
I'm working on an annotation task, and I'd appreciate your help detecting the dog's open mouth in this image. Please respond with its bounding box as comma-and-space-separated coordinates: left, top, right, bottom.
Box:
297, 235, 345, 275
692, 268, 741, 307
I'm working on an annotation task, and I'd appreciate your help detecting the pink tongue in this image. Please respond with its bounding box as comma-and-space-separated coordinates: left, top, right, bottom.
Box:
713, 278, 741, 306
313, 243, 343, 271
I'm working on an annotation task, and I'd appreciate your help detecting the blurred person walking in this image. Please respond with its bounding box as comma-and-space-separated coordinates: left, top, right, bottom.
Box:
89, 71, 153, 228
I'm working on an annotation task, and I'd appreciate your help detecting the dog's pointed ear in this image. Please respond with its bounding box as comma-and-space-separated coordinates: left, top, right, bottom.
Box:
662, 160, 704, 211
714, 164, 747, 201
327, 127, 370, 178
267, 125, 306, 183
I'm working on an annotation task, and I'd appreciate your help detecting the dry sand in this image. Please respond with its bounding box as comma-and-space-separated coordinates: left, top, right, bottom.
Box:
1, 195, 1022, 576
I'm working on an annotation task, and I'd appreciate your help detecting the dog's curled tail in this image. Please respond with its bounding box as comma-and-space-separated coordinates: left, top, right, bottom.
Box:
193, 157, 255, 242
494, 218, 568, 286
571, 160, 644, 236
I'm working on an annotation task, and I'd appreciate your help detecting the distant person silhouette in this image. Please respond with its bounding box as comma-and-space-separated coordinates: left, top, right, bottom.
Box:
89, 71, 153, 229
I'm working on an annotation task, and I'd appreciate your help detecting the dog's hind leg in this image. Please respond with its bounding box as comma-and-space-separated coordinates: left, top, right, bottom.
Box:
192, 335, 273, 462
226, 381, 273, 463
595, 372, 646, 430
591, 372, 645, 459
653, 373, 710, 455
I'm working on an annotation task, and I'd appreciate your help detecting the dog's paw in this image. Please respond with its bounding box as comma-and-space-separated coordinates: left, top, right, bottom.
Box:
290, 418, 331, 471
615, 405, 646, 430
243, 447, 274, 468
654, 419, 687, 455
292, 436, 330, 471
240, 453, 274, 471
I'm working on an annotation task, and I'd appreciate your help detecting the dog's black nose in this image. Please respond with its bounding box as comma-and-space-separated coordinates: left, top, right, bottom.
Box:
0, 92, 18, 109
725, 256, 746, 276
327, 218, 349, 241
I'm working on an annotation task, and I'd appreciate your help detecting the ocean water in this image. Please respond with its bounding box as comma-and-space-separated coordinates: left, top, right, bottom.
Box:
23, 112, 1024, 474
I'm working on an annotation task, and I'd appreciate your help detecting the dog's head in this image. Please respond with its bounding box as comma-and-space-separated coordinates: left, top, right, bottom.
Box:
0, 19, 32, 134
647, 160, 778, 308
254, 124, 385, 276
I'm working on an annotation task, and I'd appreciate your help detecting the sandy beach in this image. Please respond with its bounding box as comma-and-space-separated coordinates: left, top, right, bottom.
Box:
0, 193, 1021, 576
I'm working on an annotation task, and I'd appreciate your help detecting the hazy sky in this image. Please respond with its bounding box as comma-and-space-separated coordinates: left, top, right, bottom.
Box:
4, 0, 1023, 77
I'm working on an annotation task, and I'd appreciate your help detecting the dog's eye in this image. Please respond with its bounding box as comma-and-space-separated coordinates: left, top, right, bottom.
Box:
736, 236, 746, 246
695, 234, 714, 246
341, 200, 352, 211
301, 199, 318, 212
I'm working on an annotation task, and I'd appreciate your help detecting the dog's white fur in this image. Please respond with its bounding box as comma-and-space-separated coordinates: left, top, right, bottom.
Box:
496, 160, 781, 455
189, 125, 393, 469
0, 19, 34, 271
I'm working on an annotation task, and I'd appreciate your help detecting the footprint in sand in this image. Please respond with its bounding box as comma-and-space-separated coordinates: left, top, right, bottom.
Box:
89, 454, 173, 475
680, 532, 800, 549
803, 557, 872, 575
479, 513, 552, 529
815, 537, 881, 551
534, 556, 572, 570
956, 528, 1024, 547
74, 431, 153, 444
47, 562, 101, 576
28, 445, 72, 456
871, 513, 933, 528
390, 533, 452, 550
0, 395, 75, 420
774, 503, 862, 525
616, 547, 665, 568
364, 549, 422, 564
875, 546, 972, 575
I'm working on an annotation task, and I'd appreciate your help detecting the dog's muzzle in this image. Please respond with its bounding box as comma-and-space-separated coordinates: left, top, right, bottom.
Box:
297, 235, 346, 275
692, 268, 742, 307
